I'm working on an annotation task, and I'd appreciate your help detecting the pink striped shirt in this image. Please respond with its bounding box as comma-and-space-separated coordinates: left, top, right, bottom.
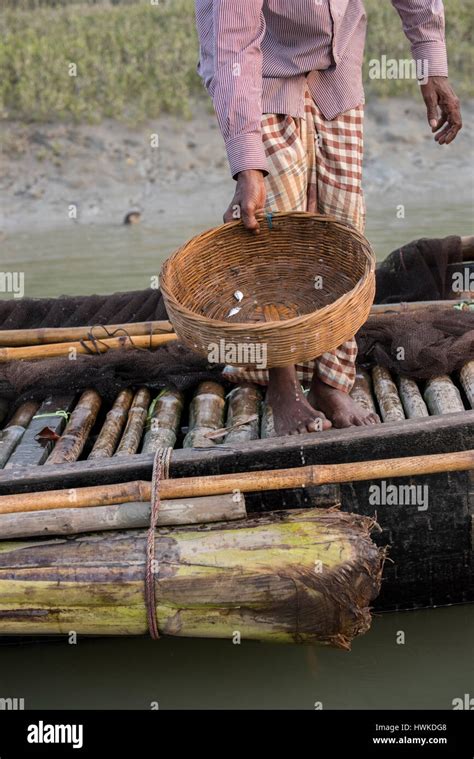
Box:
195, 0, 448, 178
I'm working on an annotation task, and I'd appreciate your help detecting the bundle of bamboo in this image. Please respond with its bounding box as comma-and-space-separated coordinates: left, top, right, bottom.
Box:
0, 508, 384, 646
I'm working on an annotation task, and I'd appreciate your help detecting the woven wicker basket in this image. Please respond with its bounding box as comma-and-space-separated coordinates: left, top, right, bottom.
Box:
160, 212, 376, 368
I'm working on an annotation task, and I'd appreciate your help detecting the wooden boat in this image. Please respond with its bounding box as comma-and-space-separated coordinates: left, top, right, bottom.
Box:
0, 294, 472, 640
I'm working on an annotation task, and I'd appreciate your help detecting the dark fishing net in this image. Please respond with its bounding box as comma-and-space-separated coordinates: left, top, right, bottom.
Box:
375, 235, 463, 303
0, 342, 222, 407
0, 289, 168, 330
356, 308, 474, 379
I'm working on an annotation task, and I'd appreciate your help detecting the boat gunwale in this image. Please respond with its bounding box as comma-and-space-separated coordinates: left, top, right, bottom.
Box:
0, 410, 472, 496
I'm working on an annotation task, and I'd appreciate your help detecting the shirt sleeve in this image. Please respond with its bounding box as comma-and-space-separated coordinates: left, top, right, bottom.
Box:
197, 0, 268, 179
390, 0, 448, 78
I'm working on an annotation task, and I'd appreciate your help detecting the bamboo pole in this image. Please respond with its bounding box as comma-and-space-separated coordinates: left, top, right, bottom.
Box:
424, 376, 465, 415
0, 321, 174, 347
0, 508, 384, 644
372, 366, 406, 423
0, 401, 40, 469
0, 333, 177, 362
396, 377, 429, 418
183, 381, 226, 448
141, 388, 184, 453
223, 384, 262, 444
460, 361, 474, 409
368, 299, 473, 315
114, 388, 151, 456
0, 493, 247, 539
5, 400, 40, 429
0, 450, 471, 515
350, 369, 378, 415
89, 388, 134, 459
45, 390, 102, 465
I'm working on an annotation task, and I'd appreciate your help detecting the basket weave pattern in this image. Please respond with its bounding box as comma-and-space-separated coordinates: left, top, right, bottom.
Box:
160, 212, 376, 368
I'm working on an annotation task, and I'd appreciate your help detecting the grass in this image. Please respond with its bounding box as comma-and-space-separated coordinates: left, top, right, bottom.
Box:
0, 0, 472, 124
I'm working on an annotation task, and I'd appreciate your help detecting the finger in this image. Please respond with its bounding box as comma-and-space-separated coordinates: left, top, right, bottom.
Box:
424, 97, 439, 130
431, 111, 447, 132
223, 200, 239, 224
436, 97, 462, 143
240, 204, 260, 233
435, 117, 462, 145
439, 124, 461, 145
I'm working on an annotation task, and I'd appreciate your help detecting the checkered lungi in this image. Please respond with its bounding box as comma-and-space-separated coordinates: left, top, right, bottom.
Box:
225, 87, 365, 393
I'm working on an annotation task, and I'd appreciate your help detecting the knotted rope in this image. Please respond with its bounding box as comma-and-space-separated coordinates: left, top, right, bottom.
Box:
145, 446, 173, 639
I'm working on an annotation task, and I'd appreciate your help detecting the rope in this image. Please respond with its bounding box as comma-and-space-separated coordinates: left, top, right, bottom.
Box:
32, 410, 70, 421
79, 325, 155, 355
145, 446, 173, 639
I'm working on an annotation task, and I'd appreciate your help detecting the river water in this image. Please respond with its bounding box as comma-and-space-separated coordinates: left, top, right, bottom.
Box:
0, 201, 473, 709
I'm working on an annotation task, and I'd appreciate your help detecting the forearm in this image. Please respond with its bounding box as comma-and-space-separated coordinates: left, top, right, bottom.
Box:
390, 0, 448, 77
197, 0, 267, 178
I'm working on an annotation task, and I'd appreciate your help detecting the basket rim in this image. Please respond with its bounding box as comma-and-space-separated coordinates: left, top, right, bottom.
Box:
160, 211, 376, 332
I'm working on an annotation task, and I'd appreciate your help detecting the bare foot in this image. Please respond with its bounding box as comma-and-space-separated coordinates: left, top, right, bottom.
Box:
308, 376, 380, 428
267, 367, 332, 436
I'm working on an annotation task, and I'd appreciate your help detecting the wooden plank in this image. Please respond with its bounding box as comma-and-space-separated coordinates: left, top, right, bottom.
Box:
0, 411, 471, 495
4, 394, 77, 468
0, 401, 40, 468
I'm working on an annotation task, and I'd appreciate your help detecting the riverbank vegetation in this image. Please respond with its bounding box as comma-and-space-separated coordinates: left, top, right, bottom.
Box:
0, 0, 472, 123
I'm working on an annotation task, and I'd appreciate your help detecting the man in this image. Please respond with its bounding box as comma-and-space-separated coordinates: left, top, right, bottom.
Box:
195, 0, 462, 436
